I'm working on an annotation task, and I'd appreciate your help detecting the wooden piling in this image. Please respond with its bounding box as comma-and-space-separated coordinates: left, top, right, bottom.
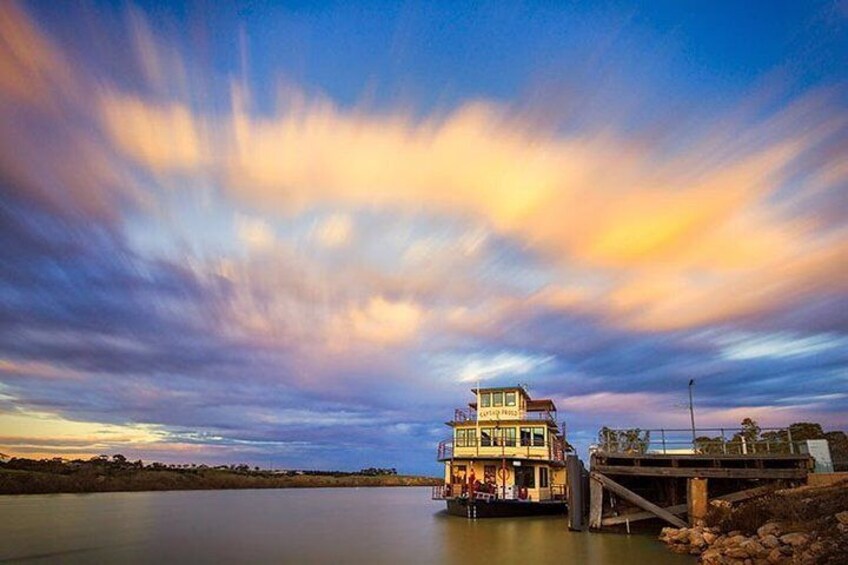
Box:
589, 475, 603, 529
687, 477, 708, 526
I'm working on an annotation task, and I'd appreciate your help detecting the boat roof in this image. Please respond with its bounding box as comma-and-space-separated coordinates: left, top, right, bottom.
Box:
471, 386, 531, 398
467, 397, 557, 413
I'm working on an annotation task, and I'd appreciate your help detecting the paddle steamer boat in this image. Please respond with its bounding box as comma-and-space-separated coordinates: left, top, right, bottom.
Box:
432, 385, 571, 517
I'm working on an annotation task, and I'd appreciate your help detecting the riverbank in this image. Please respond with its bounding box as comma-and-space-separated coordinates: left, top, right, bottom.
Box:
0, 461, 439, 495
658, 480, 848, 564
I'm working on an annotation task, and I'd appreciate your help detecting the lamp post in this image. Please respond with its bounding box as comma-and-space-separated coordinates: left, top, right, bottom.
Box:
688, 379, 696, 448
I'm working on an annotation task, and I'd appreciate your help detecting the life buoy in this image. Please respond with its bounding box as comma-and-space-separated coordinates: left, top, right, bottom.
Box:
519, 486, 528, 500
497, 467, 508, 481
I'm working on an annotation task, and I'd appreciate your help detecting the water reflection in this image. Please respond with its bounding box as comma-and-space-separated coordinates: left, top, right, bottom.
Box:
0, 488, 693, 564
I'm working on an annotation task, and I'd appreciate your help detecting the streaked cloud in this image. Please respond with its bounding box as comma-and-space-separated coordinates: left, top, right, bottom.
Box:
235, 214, 276, 251
100, 95, 205, 172
0, 1, 845, 471
341, 296, 424, 346
451, 352, 555, 383
311, 213, 354, 249
717, 332, 848, 361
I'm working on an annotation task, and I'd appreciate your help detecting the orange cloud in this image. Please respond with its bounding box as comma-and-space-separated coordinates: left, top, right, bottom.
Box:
100, 94, 205, 172
94, 84, 845, 332
0, 2, 70, 107
337, 296, 424, 346
4, 0, 845, 335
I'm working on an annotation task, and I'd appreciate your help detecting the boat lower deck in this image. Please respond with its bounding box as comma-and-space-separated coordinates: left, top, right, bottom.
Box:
446, 497, 566, 518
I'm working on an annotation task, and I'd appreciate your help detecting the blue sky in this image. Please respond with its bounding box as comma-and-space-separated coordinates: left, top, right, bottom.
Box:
0, 0, 846, 474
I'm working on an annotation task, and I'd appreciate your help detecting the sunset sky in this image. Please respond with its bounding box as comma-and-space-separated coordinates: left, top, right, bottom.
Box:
0, 1, 846, 474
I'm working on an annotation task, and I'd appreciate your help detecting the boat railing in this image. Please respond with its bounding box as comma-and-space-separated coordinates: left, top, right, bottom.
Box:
437, 440, 453, 460
524, 410, 557, 424
452, 408, 477, 423
438, 485, 564, 503
431, 484, 451, 500
450, 408, 556, 424
550, 484, 567, 501
440, 436, 568, 462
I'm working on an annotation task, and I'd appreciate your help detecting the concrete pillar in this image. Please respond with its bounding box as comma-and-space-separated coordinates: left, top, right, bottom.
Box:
687, 477, 708, 526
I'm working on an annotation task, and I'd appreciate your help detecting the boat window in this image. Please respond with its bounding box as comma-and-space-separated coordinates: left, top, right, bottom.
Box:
520, 427, 532, 446
539, 467, 549, 488
515, 466, 535, 489
505, 392, 516, 406
480, 393, 491, 408
533, 427, 545, 447
503, 427, 516, 446
452, 465, 466, 484
493, 392, 504, 407
484, 465, 496, 484
492, 428, 502, 446
480, 428, 493, 447
455, 428, 475, 447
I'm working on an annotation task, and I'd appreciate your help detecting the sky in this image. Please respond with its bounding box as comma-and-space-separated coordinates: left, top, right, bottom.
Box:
0, 0, 846, 475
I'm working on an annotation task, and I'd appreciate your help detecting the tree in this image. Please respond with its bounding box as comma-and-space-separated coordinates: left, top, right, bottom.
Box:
598, 427, 650, 453
726, 418, 763, 454
788, 422, 825, 442
694, 435, 724, 454
598, 427, 617, 451
740, 418, 761, 442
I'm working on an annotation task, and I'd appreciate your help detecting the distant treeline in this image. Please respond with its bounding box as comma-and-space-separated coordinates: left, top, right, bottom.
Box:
0, 455, 439, 495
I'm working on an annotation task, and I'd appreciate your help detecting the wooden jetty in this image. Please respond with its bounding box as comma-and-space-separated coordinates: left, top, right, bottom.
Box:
585, 427, 812, 531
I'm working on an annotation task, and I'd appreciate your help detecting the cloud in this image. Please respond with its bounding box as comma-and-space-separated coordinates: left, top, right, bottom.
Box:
101, 82, 842, 331
717, 332, 848, 361
449, 351, 554, 383
312, 213, 354, 248
0, 2, 71, 107
235, 214, 275, 250
0, 2, 845, 473
340, 296, 423, 346
100, 94, 205, 172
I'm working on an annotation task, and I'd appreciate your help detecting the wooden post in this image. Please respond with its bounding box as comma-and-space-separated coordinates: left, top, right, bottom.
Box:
669, 478, 679, 506
687, 477, 708, 526
589, 475, 603, 529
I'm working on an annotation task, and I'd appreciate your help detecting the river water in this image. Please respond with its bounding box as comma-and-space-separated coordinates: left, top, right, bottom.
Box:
0, 487, 693, 564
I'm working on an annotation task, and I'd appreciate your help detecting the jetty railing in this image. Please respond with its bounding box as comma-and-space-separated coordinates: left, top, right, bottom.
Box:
596, 426, 804, 456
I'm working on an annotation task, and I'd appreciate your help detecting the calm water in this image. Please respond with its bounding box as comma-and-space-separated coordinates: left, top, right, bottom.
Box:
0, 487, 694, 564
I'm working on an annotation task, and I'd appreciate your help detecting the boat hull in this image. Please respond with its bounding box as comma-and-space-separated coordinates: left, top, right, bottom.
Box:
445, 497, 566, 518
